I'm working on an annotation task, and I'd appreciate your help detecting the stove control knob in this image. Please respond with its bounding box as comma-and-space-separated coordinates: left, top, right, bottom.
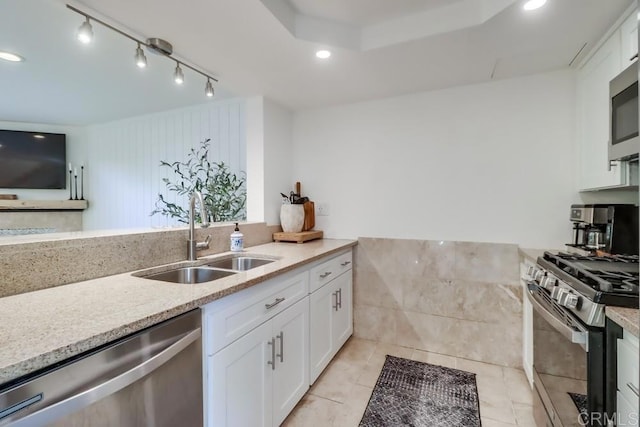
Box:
551, 287, 565, 301
526, 266, 536, 278
565, 294, 580, 309
533, 269, 545, 281
541, 276, 557, 290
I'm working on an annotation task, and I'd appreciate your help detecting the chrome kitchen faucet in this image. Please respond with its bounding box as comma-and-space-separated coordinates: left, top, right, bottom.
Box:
188, 191, 211, 261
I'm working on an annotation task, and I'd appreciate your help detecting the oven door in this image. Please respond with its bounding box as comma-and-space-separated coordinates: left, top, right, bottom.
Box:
526, 282, 605, 427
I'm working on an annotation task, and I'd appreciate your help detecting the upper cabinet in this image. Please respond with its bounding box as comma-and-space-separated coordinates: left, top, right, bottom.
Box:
620, 11, 639, 68
576, 6, 638, 191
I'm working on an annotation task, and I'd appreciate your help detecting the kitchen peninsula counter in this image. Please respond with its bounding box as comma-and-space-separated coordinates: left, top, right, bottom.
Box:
606, 306, 639, 338
0, 239, 356, 384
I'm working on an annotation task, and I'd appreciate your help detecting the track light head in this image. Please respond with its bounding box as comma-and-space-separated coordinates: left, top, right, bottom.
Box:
174, 63, 184, 85
205, 79, 214, 97
68, 6, 219, 98
77, 17, 93, 44
135, 44, 147, 68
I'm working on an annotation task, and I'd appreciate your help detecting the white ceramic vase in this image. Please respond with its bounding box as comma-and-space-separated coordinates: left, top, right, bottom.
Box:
280, 204, 304, 233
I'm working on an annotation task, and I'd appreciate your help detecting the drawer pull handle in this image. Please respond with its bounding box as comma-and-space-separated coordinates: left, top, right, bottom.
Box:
320, 272, 332, 279
276, 331, 284, 363
340, 261, 351, 267
267, 338, 276, 370
627, 382, 640, 398
265, 297, 285, 309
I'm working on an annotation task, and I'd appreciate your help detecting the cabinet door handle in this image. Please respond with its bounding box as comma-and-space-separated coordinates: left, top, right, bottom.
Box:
337, 288, 342, 309
267, 338, 276, 370
631, 53, 639, 61
265, 297, 285, 310
320, 272, 332, 279
340, 261, 351, 267
627, 382, 640, 397
276, 331, 284, 363
332, 291, 338, 311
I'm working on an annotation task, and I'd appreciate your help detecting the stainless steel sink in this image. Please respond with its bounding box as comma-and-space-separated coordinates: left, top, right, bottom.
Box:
205, 256, 275, 271
143, 267, 236, 284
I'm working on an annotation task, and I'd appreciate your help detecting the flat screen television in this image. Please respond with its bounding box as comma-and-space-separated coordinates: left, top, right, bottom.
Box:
0, 130, 66, 189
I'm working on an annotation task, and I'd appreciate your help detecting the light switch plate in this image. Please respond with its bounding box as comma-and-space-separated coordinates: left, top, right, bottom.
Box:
316, 202, 330, 216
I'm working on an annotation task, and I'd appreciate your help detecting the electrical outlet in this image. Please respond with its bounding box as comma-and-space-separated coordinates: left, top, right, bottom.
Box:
316, 202, 330, 216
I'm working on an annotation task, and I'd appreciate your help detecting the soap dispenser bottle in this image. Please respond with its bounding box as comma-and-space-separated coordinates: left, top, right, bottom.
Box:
230, 223, 244, 252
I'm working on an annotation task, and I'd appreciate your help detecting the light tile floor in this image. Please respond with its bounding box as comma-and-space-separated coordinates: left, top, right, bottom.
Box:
282, 338, 536, 427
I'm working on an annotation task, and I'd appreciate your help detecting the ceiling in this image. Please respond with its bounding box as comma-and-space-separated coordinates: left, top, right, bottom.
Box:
1, 0, 635, 125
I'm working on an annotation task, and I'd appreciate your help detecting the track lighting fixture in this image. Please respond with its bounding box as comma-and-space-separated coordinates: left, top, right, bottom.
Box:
67, 4, 218, 97
134, 43, 147, 68
77, 17, 93, 44
174, 63, 184, 84
205, 79, 214, 97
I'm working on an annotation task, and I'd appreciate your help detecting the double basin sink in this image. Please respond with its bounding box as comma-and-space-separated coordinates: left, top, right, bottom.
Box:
138, 255, 276, 284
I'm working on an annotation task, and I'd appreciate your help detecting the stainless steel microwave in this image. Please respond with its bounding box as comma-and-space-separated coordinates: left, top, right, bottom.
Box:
609, 61, 639, 161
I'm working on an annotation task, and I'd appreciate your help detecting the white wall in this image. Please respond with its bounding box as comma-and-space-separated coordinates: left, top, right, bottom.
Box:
263, 98, 294, 225
83, 99, 246, 230
0, 121, 86, 200
292, 70, 577, 248
246, 96, 293, 225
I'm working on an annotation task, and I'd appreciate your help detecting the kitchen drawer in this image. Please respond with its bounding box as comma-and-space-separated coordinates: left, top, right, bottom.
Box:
203, 270, 309, 355
333, 251, 353, 277
309, 250, 352, 294
617, 331, 640, 406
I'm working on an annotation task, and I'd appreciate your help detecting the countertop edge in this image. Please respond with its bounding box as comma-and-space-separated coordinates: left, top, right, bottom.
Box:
0, 239, 357, 385
606, 306, 640, 338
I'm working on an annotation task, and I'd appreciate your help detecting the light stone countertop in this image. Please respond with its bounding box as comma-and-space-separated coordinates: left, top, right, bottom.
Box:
0, 239, 356, 385
606, 307, 639, 338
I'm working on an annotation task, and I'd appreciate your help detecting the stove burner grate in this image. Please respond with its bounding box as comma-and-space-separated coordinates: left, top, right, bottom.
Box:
544, 252, 639, 296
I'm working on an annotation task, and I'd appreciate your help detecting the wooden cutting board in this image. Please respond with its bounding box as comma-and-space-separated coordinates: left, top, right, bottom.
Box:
303, 201, 315, 231
273, 230, 323, 243
0, 194, 17, 200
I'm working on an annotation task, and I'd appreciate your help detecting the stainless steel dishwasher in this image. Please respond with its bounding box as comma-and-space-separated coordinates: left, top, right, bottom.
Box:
0, 309, 202, 427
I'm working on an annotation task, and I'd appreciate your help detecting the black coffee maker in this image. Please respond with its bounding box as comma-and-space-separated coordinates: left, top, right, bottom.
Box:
569, 204, 639, 255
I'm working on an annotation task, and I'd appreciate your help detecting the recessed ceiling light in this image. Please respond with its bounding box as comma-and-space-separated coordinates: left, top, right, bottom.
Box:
316, 50, 331, 59
0, 51, 24, 62
523, 0, 547, 11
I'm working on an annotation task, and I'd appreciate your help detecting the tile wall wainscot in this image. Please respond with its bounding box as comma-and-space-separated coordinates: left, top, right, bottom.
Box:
354, 237, 522, 368
0, 222, 280, 298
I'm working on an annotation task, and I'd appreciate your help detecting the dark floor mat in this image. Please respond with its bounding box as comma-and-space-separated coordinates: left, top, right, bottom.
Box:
568, 392, 588, 425
359, 355, 482, 427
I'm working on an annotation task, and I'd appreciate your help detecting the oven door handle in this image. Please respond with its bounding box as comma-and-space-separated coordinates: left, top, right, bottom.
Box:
525, 282, 589, 351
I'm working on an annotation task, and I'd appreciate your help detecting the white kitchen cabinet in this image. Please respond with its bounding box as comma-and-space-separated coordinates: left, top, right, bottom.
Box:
576, 33, 628, 190
207, 297, 309, 427
520, 259, 534, 386
576, 6, 638, 191
309, 258, 353, 384
203, 269, 310, 427
208, 320, 273, 427
203, 249, 355, 427
271, 298, 309, 426
619, 10, 639, 68
616, 330, 639, 425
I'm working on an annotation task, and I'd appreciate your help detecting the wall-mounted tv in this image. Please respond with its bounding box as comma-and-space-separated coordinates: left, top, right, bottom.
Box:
0, 130, 66, 189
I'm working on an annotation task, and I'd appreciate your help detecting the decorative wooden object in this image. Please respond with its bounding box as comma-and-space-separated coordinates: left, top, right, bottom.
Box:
273, 230, 323, 244
0, 194, 18, 200
0, 200, 89, 210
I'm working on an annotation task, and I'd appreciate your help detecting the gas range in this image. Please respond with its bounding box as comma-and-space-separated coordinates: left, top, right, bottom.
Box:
528, 252, 639, 328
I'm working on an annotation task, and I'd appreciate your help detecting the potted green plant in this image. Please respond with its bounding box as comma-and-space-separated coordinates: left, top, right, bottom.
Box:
151, 138, 246, 223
